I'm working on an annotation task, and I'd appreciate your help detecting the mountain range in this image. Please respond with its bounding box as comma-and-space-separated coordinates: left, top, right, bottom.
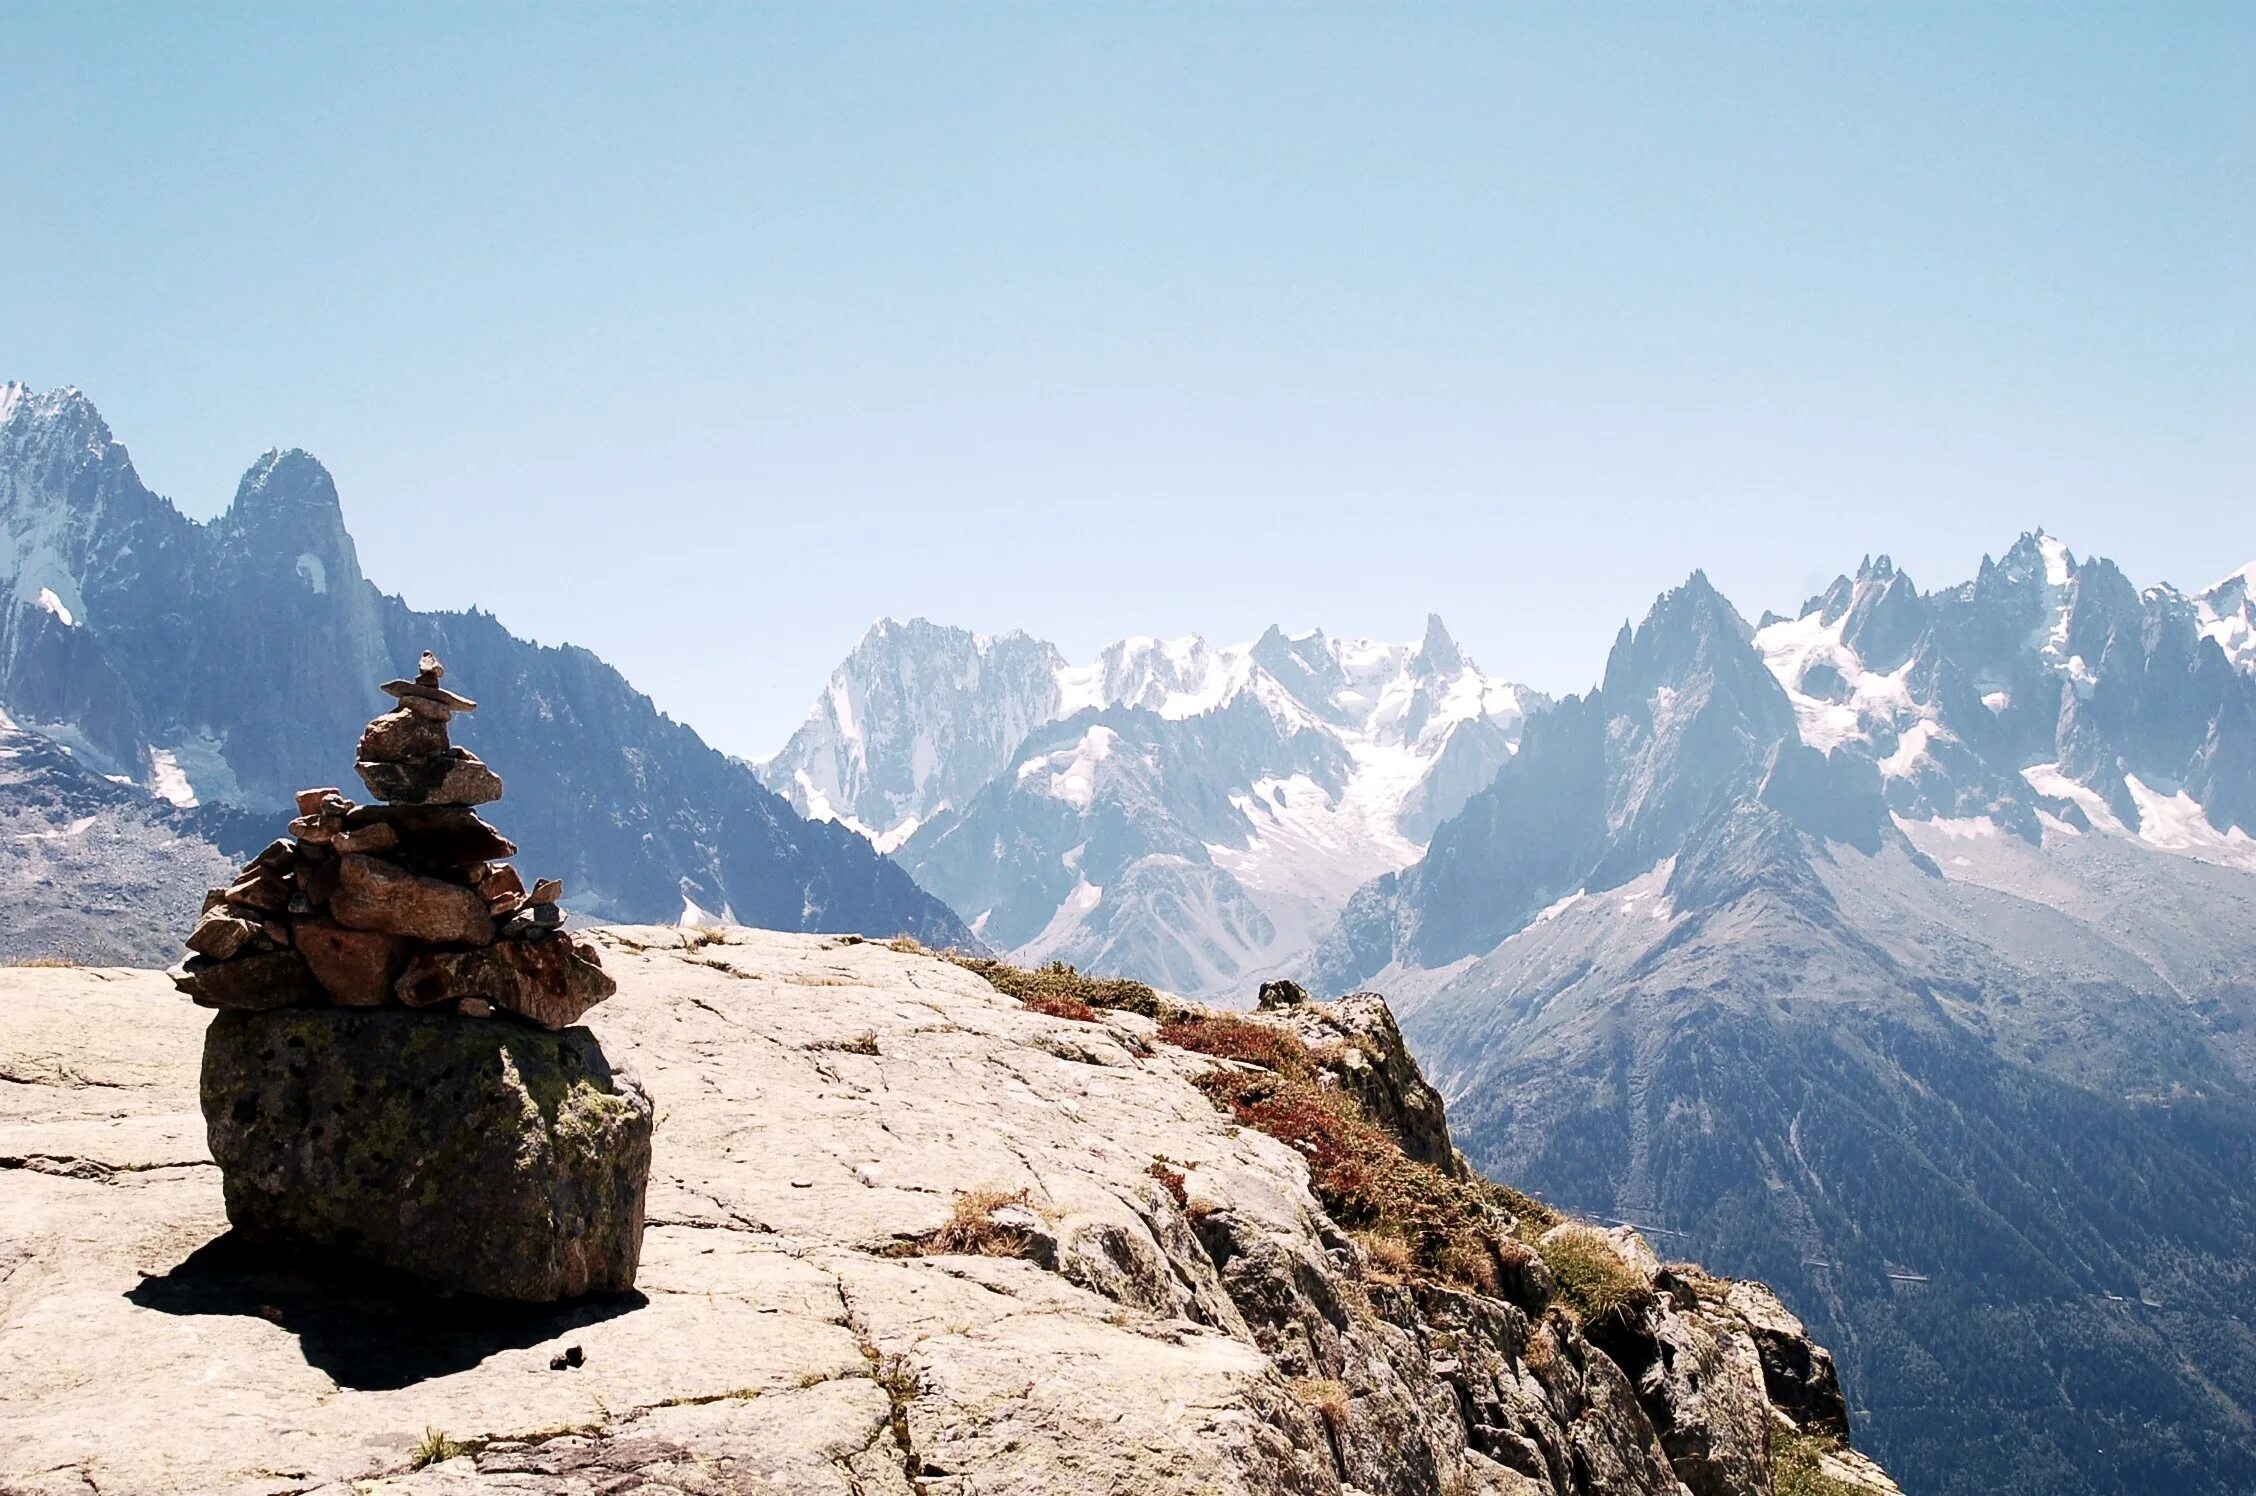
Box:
758, 616, 1539, 999
0, 383, 969, 959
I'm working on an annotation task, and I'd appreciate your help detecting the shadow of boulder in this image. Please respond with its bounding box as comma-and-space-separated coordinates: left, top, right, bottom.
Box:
127, 1230, 646, 1390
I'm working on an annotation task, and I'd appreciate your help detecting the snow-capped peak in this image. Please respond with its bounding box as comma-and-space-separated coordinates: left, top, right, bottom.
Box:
2197, 560, 2256, 675
764, 614, 1540, 856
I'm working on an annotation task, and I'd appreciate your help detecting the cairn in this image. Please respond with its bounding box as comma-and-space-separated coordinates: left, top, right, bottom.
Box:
177, 654, 650, 1302
171, 651, 615, 1029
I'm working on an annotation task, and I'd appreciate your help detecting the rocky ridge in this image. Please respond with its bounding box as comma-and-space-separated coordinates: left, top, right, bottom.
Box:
0, 929, 1888, 1496
1313, 560, 2256, 1496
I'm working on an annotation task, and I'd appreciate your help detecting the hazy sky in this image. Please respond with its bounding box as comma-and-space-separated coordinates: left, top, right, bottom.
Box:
4, 5, 2250, 755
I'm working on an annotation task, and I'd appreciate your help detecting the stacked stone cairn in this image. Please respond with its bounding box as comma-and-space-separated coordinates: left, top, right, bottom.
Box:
174, 655, 649, 1302
171, 651, 616, 1029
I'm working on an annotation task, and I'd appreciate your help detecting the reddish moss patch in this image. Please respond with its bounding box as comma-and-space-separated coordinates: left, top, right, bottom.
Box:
1146, 1160, 1189, 1207
1159, 1010, 1509, 1294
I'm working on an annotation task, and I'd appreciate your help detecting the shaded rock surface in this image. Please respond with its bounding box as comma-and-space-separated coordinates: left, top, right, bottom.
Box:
0, 932, 1890, 1496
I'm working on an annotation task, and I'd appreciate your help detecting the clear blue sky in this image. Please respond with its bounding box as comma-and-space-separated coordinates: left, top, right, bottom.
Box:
4, 5, 2249, 754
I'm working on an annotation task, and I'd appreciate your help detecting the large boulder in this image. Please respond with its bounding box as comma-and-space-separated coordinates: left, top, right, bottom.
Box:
201, 1006, 652, 1301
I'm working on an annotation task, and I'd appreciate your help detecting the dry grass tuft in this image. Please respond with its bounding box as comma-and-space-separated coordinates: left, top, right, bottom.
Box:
1537, 1226, 1653, 1325
1772, 1423, 1867, 1496
2, 955, 83, 968
1022, 992, 1100, 1022
409, 1427, 469, 1469
945, 954, 1171, 1019
1291, 1376, 1352, 1434
1146, 1160, 1189, 1208
1356, 1230, 1416, 1282
922, 1189, 1035, 1258
1484, 1180, 1562, 1238
805, 1030, 880, 1055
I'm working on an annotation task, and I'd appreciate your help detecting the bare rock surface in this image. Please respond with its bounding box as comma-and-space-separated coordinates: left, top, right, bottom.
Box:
0, 931, 1889, 1496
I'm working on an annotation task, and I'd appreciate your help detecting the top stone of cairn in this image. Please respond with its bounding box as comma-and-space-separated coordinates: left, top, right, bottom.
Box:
359, 651, 500, 805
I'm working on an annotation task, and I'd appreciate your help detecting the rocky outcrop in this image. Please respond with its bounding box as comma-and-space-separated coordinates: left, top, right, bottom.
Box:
1254, 977, 1462, 1177
0, 931, 1891, 1495
202, 1007, 652, 1301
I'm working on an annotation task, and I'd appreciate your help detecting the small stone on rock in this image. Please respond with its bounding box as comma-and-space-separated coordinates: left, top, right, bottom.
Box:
529, 878, 563, 905
224, 872, 292, 914
329, 854, 495, 946
170, 949, 323, 1011
357, 707, 449, 764
329, 822, 400, 857
378, 678, 477, 713
185, 909, 261, 961
294, 919, 411, 1007
355, 750, 501, 807
287, 814, 334, 844
478, 864, 526, 901
396, 936, 618, 1030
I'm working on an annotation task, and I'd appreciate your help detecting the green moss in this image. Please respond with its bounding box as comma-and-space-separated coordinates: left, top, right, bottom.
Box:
202, 1007, 651, 1299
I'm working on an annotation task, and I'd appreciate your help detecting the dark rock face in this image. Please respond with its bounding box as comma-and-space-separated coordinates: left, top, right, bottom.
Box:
0, 719, 254, 965
201, 1007, 652, 1301
0, 384, 971, 951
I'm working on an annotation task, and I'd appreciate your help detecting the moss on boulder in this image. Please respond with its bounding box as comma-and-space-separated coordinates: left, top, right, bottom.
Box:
200, 1007, 652, 1301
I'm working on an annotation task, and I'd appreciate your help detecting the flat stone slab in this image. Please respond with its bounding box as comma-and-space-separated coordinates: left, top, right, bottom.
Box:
0, 935, 1334, 1495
